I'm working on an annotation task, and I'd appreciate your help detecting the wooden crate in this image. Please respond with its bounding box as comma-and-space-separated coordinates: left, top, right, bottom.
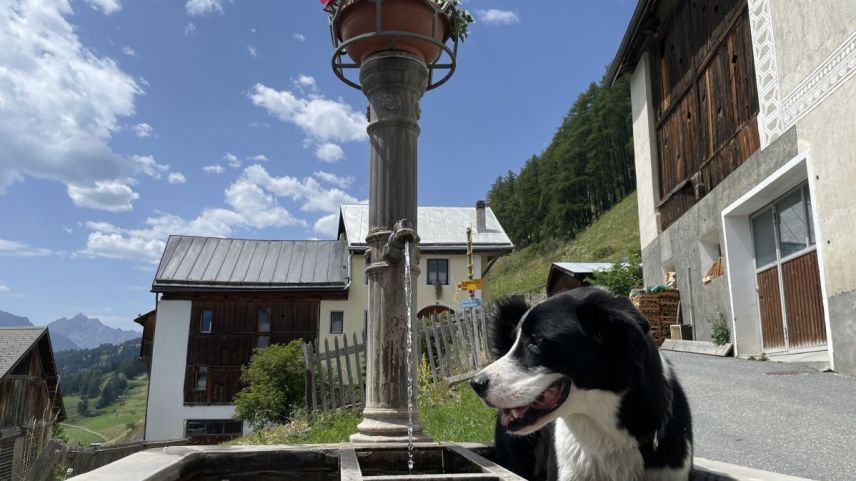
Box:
633, 291, 682, 346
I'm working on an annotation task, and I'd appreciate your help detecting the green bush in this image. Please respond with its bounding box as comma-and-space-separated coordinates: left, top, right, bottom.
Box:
585, 254, 643, 296
710, 312, 731, 346
233, 340, 306, 430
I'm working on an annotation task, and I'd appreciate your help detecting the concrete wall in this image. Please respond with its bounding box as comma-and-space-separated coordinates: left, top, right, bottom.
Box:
630, 51, 661, 251
319, 252, 489, 346
762, 0, 856, 373
145, 300, 239, 441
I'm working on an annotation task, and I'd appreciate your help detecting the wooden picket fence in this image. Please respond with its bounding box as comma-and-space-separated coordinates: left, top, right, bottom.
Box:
301, 307, 491, 413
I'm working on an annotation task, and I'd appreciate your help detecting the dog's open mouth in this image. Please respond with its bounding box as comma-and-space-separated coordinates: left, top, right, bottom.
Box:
500, 379, 570, 431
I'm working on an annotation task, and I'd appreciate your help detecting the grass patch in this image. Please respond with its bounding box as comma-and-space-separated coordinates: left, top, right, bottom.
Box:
59, 424, 105, 445
486, 192, 640, 300
231, 383, 496, 445
61, 375, 149, 445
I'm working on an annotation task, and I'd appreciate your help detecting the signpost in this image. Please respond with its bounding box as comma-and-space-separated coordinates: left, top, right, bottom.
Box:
458, 298, 482, 308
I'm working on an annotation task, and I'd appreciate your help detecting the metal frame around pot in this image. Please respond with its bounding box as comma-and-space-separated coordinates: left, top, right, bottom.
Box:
329, 0, 459, 91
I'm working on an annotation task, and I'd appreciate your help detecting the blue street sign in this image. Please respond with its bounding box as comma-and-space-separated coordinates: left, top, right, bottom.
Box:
458, 298, 482, 308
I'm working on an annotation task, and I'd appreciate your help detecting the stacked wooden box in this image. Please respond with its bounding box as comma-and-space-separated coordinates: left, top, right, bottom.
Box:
632, 290, 681, 346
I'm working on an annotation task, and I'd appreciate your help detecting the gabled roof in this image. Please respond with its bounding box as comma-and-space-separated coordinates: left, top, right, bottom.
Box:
606, 0, 659, 87
152, 236, 349, 292
338, 204, 514, 253
551, 262, 615, 275
0, 327, 66, 421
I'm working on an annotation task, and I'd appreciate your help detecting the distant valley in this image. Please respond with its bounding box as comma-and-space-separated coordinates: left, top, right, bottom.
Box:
0, 310, 139, 351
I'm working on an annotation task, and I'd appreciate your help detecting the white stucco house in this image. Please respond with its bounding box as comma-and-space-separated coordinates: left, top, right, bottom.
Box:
610, 0, 856, 374
140, 202, 513, 442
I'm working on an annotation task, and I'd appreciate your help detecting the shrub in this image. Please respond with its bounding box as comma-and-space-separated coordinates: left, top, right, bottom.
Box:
233, 340, 305, 430
585, 254, 643, 296
710, 311, 730, 346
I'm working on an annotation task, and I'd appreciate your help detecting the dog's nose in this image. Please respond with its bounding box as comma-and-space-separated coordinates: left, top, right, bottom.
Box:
470, 374, 490, 396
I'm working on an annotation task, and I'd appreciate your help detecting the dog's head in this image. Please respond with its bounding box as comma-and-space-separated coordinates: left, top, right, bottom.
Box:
471, 287, 655, 435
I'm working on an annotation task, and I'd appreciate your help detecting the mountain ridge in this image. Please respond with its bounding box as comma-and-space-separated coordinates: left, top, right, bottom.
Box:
0, 310, 139, 351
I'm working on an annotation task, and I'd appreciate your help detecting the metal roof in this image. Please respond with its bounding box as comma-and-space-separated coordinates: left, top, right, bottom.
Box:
0, 327, 47, 379
552, 262, 616, 275
152, 236, 349, 292
339, 204, 514, 252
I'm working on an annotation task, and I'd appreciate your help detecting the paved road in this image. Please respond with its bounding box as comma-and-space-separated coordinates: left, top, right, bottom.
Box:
663, 351, 856, 481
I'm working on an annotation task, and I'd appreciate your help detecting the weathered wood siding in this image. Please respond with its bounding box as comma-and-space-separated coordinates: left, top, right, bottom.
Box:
782, 251, 827, 349
652, 0, 760, 230
0, 353, 50, 430
183, 299, 319, 404
757, 266, 786, 351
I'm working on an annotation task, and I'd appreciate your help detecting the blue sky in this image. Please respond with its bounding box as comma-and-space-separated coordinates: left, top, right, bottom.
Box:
0, 0, 634, 328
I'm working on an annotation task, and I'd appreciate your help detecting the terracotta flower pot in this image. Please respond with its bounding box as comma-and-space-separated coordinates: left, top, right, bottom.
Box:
335, 0, 450, 64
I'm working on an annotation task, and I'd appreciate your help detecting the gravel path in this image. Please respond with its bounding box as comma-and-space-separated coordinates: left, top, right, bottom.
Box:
663, 351, 856, 481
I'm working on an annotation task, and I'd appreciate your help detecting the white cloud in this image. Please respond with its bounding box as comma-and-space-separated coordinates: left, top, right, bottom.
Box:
314, 170, 354, 188
242, 165, 358, 213
132, 123, 154, 138
315, 143, 345, 163
247, 45, 258, 58
224, 177, 304, 230
223, 152, 241, 168
132, 155, 169, 179
168, 172, 187, 184
84, 0, 121, 14
476, 9, 520, 25
292, 33, 306, 42
122, 45, 137, 57
0, 1, 149, 205
246, 154, 268, 162
67, 180, 139, 212
313, 213, 339, 238
0, 285, 9, 293
203, 165, 225, 174
184, 22, 198, 37
293, 74, 317, 92
249, 83, 367, 143
186, 0, 231, 16
0, 239, 54, 257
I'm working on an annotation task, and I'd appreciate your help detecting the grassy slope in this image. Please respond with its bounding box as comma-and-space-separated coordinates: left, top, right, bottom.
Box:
61, 375, 149, 445
485, 192, 640, 300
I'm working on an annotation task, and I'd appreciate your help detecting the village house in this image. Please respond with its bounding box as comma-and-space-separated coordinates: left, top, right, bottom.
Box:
141, 202, 512, 442
545, 262, 615, 297
0, 327, 66, 480
610, 0, 856, 373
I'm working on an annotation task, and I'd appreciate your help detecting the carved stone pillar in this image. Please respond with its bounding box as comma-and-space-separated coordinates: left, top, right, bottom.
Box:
351, 52, 431, 443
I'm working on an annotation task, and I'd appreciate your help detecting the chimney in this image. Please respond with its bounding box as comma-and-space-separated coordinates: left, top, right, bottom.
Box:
476, 200, 486, 232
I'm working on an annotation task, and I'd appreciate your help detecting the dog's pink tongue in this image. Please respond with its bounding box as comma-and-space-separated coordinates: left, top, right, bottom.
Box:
500, 407, 529, 426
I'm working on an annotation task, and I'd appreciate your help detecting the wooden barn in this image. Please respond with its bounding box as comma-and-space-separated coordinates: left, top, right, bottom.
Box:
0, 327, 66, 480
545, 262, 614, 297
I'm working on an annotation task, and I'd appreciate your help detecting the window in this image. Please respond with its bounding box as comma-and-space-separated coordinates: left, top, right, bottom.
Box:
196, 366, 208, 391
185, 420, 243, 438
258, 308, 271, 333
200, 310, 213, 333
426, 259, 449, 285
752, 183, 816, 269
330, 311, 344, 335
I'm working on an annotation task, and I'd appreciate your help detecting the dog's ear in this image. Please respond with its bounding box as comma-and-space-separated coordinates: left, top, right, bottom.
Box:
487, 296, 529, 359
574, 288, 651, 357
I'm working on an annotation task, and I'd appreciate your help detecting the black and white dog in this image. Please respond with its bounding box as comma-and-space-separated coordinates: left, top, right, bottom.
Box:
471, 287, 693, 481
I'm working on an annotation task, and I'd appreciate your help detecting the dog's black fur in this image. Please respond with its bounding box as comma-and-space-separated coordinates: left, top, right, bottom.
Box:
476, 287, 693, 481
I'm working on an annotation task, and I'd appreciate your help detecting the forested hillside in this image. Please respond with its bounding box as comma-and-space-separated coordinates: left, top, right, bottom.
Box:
57, 339, 145, 402
487, 75, 634, 247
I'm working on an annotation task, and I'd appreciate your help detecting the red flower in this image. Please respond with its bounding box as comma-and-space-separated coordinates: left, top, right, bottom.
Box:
321, 0, 335, 10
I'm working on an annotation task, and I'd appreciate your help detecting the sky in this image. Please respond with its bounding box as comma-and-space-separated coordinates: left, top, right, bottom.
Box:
0, 0, 635, 329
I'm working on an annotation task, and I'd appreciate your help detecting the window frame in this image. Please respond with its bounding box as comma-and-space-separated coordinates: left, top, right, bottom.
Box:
426, 258, 450, 286
751, 182, 817, 273
195, 366, 208, 391
330, 311, 344, 335
199, 310, 213, 333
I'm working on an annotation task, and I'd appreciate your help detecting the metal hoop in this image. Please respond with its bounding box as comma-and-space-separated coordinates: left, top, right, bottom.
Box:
328, 0, 459, 91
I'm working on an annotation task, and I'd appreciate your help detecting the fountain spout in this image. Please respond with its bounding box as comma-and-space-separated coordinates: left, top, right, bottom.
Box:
383, 219, 418, 264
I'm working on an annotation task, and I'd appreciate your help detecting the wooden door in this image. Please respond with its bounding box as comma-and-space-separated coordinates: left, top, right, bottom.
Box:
781, 251, 826, 348
757, 266, 785, 351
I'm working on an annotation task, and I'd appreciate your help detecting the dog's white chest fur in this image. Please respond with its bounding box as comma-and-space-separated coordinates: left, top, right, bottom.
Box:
553, 416, 642, 481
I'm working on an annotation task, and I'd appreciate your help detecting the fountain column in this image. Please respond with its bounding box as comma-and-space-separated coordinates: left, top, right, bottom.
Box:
351, 52, 431, 443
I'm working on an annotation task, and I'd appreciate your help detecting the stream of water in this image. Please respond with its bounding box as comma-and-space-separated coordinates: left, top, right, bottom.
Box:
403, 240, 415, 471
